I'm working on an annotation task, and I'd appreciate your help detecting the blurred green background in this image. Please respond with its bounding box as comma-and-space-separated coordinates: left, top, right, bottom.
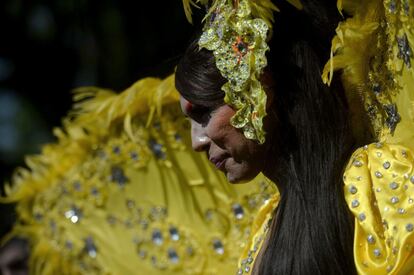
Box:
0, 0, 202, 239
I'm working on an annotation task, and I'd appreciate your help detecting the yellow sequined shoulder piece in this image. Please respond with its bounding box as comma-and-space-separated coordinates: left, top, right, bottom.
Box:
344, 142, 414, 274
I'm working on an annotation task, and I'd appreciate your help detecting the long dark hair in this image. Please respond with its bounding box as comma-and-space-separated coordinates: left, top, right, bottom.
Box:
176, 1, 363, 274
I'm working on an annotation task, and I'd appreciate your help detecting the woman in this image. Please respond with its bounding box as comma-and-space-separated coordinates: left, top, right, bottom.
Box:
176, 0, 414, 274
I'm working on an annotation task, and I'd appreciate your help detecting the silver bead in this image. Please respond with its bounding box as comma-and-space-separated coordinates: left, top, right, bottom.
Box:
375, 171, 383, 178
169, 227, 180, 241
406, 223, 414, 232
212, 239, 224, 255
390, 196, 399, 204
359, 213, 366, 221
373, 248, 381, 258
232, 203, 245, 220
351, 199, 360, 208
353, 160, 363, 167
65, 206, 82, 224
349, 185, 358, 194
383, 161, 391, 169
367, 234, 375, 244
245, 266, 251, 273
389, 182, 399, 190
398, 208, 406, 214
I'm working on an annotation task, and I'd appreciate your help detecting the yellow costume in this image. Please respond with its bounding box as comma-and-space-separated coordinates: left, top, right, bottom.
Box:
1, 75, 277, 274
2, 0, 414, 274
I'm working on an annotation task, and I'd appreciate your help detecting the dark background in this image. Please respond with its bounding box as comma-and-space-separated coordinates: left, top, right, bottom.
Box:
0, 0, 203, 239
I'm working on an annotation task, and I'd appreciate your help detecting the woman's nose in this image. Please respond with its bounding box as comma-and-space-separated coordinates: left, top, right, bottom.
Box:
191, 121, 210, 152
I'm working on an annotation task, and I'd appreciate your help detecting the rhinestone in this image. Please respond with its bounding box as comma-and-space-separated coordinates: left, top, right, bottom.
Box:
65, 206, 82, 224
212, 239, 224, 255
383, 161, 391, 169
349, 185, 358, 194
389, 0, 396, 13
149, 139, 166, 159
130, 152, 139, 161
376, 187, 382, 192
377, 152, 382, 157
167, 248, 179, 263
372, 83, 381, 95
402, 150, 408, 158
152, 229, 163, 246
84, 237, 97, 258
351, 199, 360, 208
363, 145, 369, 150
398, 208, 406, 214
410, 176, 414, 183
353, 160, 363, 167
409, 198, 414, 204
384, 104, 401, 134
169, 227, 180, 241
247, 256, 253, 264
237, 269, 243, 275
356, 176, 362, 181
359, 213, 366, 221
375, 143, 383, 148
245, 266, 251, 273
232, 203, 245, 219
373, 248, 381, 258
112, 146, 121, 154
90, 187, 99, 196
390, 197, 399, 204
367, 235, 375, 244
406, 224, 414, 232
384, 207, 389, 212
403, 0, 410, 14
375, 171, 383, 178
110, 166, 129, 186
389, 182, 399, 190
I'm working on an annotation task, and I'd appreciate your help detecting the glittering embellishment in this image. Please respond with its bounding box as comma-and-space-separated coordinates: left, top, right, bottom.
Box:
373, 248, 381, 258
359, 213, 366, 221
149, 139, 166, 159
384, 104, 401, 134
384, 207, 389, 212
367, 235, 375, 244
353, 160, 363, 167
398, 208, 406, 214
375, 171, 383, 178
406, 224, 414, 232
232, 203, 245, 219
351, 199, 360, 208
409, 198, 414, 204
84, 237, 97, 258
377, 152, 382, 157
397, 34, 412, 68
245, 266, 251, 273
167, 248, 179, 263
64, 206, 82, 224
383, 161, 391, 169
138, 249, 147, 259
110, 166, 129, 186
375, 143, 383, 148
169, 227, 180, 241
389, 182, 399, 190
130, 151, 139, 161
237, 269, 243, 275
152, 229, 163, 246
112, 145, 121, 154
390, 196, 399, 204
349, 185, 358, 194
389, 0, 397, 13
410, 176, 414, 184
212, 239, 224, 255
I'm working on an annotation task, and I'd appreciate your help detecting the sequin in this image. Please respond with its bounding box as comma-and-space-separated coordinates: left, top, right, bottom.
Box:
349, 185, 358, 194
397, 34, 412, 68
84, 237, 97, 258
237, 269, 243, 275
359, 213, 366, 221
375, 171, 383, 178
352, 199, 360, 208
389, 182, 399, 190
409, 198, 414, 204
398, 208, 406, 214
169, 227, 180, 241
167, 248, 179, 263
367, 235, 375, 244
384, 104, 401, 134
390, 196, 399, 204
353, 160, 363, 167
65, 206, 82, 224
406, 223, 414, 232
212, 239, 224, 255
373, 248, 381, 258
232, 203, 245, 219
245, 266, 251, 272
383, 161, 391, 169
152, 229, 163, 246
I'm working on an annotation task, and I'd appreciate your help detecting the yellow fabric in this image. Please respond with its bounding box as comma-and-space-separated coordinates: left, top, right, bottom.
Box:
1, 74, 278, 274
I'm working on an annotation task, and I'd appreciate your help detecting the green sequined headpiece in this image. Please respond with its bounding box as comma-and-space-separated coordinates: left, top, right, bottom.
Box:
182, 0, 302, 144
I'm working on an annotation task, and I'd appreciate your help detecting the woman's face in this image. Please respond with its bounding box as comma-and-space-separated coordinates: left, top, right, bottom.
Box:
180, 96, 267, 183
